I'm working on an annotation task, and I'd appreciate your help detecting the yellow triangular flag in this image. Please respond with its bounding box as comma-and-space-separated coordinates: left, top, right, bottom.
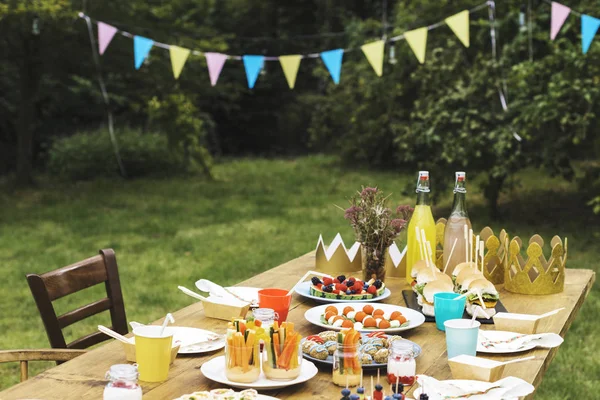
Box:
169, 46, 191, 79
361, 40, 385, 76
279, 55, 302, 89
404, 27, 428, 64
445, 10, 470, 48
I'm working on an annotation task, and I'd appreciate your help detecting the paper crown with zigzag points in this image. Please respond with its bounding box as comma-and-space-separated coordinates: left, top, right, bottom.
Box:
504, 234, 566, 295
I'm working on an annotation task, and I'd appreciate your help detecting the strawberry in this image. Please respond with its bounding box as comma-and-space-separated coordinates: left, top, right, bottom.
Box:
367, 285, 377, 294
333, 289, 341, 295
323, 277, 333, 286
316, 283, 323, 289
352, 282, 363, 292
338, 284, 348, 292
333, 278, 340, 284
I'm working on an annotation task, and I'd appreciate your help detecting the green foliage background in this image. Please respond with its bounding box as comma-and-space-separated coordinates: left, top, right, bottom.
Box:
1, 0, 599, 211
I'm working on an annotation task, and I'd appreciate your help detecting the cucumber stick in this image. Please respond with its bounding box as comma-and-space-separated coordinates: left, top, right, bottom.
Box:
270, 327, 277, 368
337, 332, 344, 374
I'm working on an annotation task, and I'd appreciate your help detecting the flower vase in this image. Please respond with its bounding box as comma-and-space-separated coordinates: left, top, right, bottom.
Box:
361, 245, 388, 283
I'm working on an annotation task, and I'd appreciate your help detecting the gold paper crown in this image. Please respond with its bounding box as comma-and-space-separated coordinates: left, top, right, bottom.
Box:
435, 219, 506, 283
480, 227, 508, 284
504, 234, 566, 295
315, 234, 362, 274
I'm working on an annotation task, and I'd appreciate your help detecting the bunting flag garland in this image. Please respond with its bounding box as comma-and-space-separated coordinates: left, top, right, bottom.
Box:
169, 46, 191, 79
97, 22, 117, 55
279, 55, 302, 89
404, 27, 428, 64
133, 36, 154, 69
243, 55, 264, 88
550, 2, 571, 40
361, 40, 385, 76
445, 10, 470, 47
205, 52, 228, 86
581, 15, 600, 54
81, 1, 600, 89
320, 49, 344, 84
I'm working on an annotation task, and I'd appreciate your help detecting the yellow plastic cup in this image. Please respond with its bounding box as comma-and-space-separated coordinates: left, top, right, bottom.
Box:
133, 326, 173, 382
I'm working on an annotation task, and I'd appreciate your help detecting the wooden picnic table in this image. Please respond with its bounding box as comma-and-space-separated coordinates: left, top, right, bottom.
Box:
1, 251, 595, 400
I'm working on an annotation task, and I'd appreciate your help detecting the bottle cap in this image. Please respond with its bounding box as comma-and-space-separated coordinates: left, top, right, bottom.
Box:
416, 171, 431, 193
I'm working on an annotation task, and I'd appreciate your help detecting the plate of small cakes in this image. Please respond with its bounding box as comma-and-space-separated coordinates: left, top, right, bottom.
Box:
300, 330, 421, 369
295, 274, 391, 303
304, 303, 426, 333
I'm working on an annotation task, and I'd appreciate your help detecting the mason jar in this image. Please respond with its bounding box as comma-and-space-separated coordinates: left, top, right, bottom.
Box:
103, 364, 142, 400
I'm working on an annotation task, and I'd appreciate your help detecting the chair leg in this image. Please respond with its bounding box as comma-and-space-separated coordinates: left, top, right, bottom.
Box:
20, 360, 28, 382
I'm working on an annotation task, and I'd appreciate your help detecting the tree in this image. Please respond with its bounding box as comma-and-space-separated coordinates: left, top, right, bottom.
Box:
0, 0, 75, 185
308, 0, 600, 217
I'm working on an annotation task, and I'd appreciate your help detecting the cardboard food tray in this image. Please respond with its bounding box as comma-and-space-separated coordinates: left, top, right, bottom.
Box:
401, 290, 507, 324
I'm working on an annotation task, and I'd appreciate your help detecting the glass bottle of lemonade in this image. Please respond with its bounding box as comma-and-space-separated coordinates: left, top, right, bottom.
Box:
406, 171, 436, 284
443, 172, 472, 276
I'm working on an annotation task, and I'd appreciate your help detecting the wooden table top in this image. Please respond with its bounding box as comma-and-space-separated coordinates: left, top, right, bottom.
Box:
1, 252, 595, 400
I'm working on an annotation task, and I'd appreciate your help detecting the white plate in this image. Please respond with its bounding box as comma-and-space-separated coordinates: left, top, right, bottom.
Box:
476, 331, 537, 354
300, 334, 422, 369
295, 281, 392, 303
174, 392, 278, 400
165, 327, 225, 355
413, 376, 534, 400
201, 356, 318, 390
304, 303, 425, 333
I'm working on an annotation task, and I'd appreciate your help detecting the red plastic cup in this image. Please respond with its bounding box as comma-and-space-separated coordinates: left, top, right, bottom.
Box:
258, 288, 292, 322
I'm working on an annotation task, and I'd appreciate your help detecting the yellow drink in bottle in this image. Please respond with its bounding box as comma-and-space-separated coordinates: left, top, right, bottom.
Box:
406, 171, 436, 284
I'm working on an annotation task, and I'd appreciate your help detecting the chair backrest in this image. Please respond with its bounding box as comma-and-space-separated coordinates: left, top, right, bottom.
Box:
26, 249, 128, 349
0, 349, 86, 382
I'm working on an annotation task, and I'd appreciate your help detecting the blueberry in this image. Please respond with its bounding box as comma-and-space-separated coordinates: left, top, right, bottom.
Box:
375, 384, 383, 391
357, 387, 365, 394
323, 285, 333, 293
347, 279, 355, 287
346, 290, 353, 295
311, 276, 322, 285
336, 275, 346, 283
373, 279, 383, 289
341, 388, 351, 396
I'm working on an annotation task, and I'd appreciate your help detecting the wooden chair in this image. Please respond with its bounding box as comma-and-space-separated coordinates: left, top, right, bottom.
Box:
0, 349, 86, 382
26, 249, 128, 349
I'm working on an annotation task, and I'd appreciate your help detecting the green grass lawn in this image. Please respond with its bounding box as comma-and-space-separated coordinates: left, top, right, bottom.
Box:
0, 155, 597, 398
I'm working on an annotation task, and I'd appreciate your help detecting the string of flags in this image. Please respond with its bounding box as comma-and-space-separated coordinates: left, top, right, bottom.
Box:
87, 0, 598, 90
549, 1, 600, 54
86, 3, 482, 89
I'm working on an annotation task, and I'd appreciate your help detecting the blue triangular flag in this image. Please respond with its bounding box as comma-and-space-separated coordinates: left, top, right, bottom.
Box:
320, 49, 344, 84
582, 15, 600, 54
134, 36, 154, 69
242, 55, 264, 89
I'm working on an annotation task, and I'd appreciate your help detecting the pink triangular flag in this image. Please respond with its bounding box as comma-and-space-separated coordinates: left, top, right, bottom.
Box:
205, 52, 227, 86
551, 2, 571, 40
98, 22, 118, 55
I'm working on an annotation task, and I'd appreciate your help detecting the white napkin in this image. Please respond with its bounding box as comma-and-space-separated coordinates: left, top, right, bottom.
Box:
414, 375, 534, 400
194, 279, 251, 306
478, 331, 563, 351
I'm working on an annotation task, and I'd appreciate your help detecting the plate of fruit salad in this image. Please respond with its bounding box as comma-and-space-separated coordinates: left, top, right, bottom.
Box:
304, 303, 425, 333
300, 330, 421, 369
295, 274, 391, 303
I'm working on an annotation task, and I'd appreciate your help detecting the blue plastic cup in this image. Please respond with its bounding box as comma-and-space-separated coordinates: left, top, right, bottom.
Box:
434, 292, 466, 331
444, 319, 481, 359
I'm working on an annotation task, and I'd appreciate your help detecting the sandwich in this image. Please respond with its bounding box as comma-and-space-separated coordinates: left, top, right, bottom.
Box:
414, 269, 453, 305
452, 261, 477, 285
454, 268, 483, 293
421, 279, 455, 317
410, 260, 433, 290
465, 278, 499, 318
